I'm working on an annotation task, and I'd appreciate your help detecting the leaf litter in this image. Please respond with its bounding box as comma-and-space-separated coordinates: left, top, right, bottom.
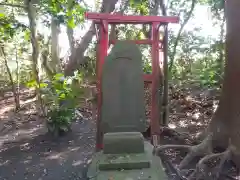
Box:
0, 85, 237, 180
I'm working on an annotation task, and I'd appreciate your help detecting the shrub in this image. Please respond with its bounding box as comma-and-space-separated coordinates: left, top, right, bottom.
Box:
27, 72, 84, 137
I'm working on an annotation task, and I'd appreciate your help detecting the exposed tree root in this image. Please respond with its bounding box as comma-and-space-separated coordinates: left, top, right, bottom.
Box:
161, 126, 196, 143
143, 126, 195, 143
159, 150, 188, 180
179, 134, 213, 169
155, 134, 213, 166
156, 134, 235, 179
212, 149, 231, 179
154, 144, 191, 156
188, 149, 231, 179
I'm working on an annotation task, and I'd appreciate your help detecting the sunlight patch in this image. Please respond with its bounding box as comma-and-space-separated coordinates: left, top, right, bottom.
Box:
72, 160, 83, 166
213, 100, 218, 112
168, 123, 176, 129
20, 143, 31, 151
46, 153, 62, 160
68, 147, 81, 152
179, 120, 188, 127
23, 160, 31, 164
0, 160, 10, 166
0, 105, 14, 115
0, 127, 41, 149
192, 112, 201, 120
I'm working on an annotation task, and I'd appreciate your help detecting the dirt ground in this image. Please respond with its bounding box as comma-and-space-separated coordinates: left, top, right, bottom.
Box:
0, 86, 237, 180
0, 89, 95, 180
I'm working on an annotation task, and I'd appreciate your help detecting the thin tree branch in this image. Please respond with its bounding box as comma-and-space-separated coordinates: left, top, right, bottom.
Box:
159, 0, 168, 125
159, 0, 167, 16
109, 0, 130, 44
142, 0, 161, 38
0, 2, 26, 8
0, 46, 20, 110
169, 0, 197, 73
25, 0, 45, 115
66, 0, 75, 54
216, 10, 226, 86
64, 0, 119, 75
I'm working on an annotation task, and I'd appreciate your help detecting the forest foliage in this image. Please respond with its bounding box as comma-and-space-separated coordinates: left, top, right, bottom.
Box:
0, 0, 225, 135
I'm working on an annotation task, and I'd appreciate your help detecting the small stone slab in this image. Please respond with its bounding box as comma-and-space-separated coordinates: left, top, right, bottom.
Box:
101, 41, 147, 133
98, 153, 150, 170
103, 132, 144, 154
87, 141, 168, 180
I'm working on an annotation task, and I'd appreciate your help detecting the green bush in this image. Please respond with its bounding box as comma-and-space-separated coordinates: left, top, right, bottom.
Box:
27, 72, 84, 137
45, 73, 83, 136
170, 56, 223, 89
46, 108, 74, 137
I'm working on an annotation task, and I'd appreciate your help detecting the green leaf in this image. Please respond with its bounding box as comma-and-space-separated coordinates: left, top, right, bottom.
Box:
59, 93, 66, 99
54, 73, 65, 80
0, 13, 5, 18
26, 79, 37, 88
40, 82, 48, 88
67, 17, 75, 28
24, 31, 30, 41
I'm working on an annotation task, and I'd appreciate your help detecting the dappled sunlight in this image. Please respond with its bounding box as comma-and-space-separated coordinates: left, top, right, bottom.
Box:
22, 159, 32, 165
45, 147, 82, 160
0, 0, 230, 178
72, 160, 84, 166
0, 126, 44, 148
166, 86, 218, 138
21, 96, 36, 104
168, 123, 176, 129
0, 89, 95, 178
46, 152, 63, 160
213, 100, 218, 112
185, 95, 193, 102
196, 122, 202, 126
158, 85, 231, 180
0, 117, 95, 179
20, 142, 31, 151
179, 120, 188, 128
0, 89, 36, 118
0, 159, 10, 166
192, 112, 201, 120
68, 147, 81, 152
0, 104, 14, 117
23, 155, 33, 163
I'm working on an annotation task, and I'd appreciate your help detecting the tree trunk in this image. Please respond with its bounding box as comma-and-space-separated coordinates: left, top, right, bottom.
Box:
187, 0, 240, 164
64, 0, 119, 76
160, 0, 197, 125
0, 46, 20, 110
50, 17, 61, 73
208, 0, 240, 165
15, 44, 20, 110
216, 15, 225, 86
168, 0, 197, 73
25, 0, 45, 115
67, 0, 75, 54
159, 0, 168, 125
155, 0, 240, 177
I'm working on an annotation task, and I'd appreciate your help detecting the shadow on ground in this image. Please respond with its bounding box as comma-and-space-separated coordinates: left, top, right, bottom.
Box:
0, 119, 95, 180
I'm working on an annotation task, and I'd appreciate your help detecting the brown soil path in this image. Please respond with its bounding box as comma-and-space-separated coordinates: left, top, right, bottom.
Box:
0, 89, 95, 180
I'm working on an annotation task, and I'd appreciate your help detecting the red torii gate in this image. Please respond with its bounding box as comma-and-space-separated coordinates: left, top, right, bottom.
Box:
85, 12, 179, 151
